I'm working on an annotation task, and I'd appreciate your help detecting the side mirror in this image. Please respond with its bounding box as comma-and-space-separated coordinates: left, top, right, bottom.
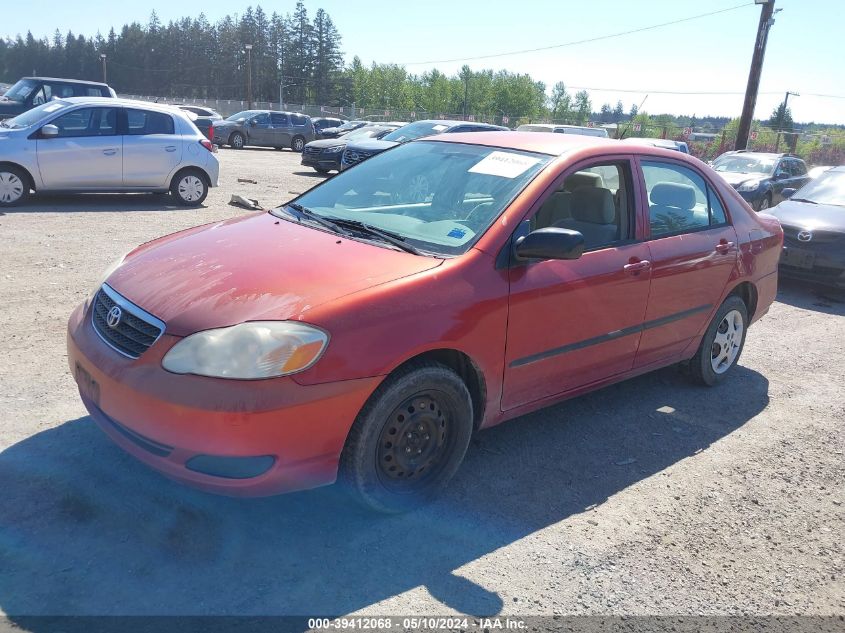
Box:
41, 124, 59, 138
781, 187, 796, 199
514, 227, 585, 261
248, 119, 257, 127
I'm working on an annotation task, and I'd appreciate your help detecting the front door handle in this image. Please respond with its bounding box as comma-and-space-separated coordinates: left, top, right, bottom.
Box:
165, 145, 177, 152
715, 241, 735, 254
623, 260, 651, 274
102, 149, 118, 156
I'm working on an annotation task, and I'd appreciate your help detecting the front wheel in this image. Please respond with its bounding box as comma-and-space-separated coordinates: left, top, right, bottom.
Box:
170, 169, 208, 206
688, 295, 748, 386
339, 362, 474, 513
0, 166, 29, 207
757, 194, 771, 211
291, 136, 306, 152
229, 132, 245, 149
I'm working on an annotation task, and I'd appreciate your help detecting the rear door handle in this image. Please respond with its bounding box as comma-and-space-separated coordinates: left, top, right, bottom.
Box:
715, 241, 735, 254
165, 146, 177, 152
102, 149, 118, 156
623, 260, 651, 273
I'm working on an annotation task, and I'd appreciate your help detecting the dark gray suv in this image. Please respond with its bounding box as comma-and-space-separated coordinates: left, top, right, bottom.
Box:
1, 77, 116, 120
212, 110, 315, 151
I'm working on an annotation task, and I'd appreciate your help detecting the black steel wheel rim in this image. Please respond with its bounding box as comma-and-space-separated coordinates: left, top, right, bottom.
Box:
376, 390, 454, 491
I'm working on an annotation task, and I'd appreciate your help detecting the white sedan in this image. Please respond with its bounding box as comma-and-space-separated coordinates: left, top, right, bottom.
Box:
0, 97, 219, 207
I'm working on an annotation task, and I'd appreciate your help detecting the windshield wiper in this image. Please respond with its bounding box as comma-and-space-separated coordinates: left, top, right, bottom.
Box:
286, 202, 350, 235
790, 197, 817, 205
325, 217, 423, 255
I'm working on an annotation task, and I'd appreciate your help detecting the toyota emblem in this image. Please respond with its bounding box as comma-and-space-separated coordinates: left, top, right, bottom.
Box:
797, 230, 813, 242
106, 305, 122, 328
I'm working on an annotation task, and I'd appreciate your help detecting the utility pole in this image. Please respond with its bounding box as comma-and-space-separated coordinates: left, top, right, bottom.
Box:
100, 54, 107, 83
245, 44, 253, 110
735, 0, 777, 150
774, 90, 798, 152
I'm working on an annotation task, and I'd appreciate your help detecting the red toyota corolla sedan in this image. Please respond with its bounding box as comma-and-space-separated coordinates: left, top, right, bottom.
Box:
67, 132, 783, 512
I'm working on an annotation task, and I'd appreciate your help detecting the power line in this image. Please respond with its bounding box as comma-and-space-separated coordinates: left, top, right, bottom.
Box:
398, 2, 753, 65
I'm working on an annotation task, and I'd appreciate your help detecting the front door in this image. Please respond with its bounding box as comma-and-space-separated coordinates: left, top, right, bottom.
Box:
36, 106, 122, 189
633, 159, 738, 367
122, 108, 182, 188
502, 158, 652, 410
270, 112, 292, 148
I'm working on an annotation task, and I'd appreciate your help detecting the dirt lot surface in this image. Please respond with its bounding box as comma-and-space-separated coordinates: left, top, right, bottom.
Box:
0, 149, 842, 620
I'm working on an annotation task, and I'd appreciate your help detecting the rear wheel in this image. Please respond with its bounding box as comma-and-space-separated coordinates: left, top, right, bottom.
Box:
229, 132, 245, 149
170, 169, 208, 206
314, 167, 330, 174
291, 136, 306, 152
688, 295, 748, 386
339, 362, 473, 513
757, 194, 771, 211
0, 166, 29, 207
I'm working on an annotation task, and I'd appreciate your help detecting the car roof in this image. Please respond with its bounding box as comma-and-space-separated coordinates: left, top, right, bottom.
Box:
429, 131, 618, 155
23, 76, 109, 87
59, 97, 192, 115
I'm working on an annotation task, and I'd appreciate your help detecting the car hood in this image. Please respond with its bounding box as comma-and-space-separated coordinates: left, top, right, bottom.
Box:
306, 138, 350, 149
716, 171, 768, 188
106, 212, 443, 336
769, 199, 845, 231
346, 138, 399, 152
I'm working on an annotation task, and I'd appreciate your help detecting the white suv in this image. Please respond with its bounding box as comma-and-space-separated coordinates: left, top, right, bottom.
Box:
0, 97, 220, 207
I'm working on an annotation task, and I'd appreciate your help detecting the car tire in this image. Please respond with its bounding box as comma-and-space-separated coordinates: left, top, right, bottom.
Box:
315, 167, 330, 174
0, 165, 30, 207
339, 361, 474, 513
757, 194, 771, 211
170, 169, 209, 206
229, 132, 245, 149
688, 295, 748, 387
291, 136, 306, 152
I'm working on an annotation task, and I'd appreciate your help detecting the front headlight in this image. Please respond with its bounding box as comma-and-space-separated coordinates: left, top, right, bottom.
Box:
323, 145, 344, 154
162, 321, 329, 379
737, 180, 761, 192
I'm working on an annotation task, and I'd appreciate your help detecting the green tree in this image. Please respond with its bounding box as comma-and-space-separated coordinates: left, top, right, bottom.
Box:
574, 90, 591, 124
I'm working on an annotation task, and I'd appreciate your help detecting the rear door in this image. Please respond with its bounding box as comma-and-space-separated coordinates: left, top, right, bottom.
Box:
633, 159, 738, 368
36, 106, 122, 189
121, 108, 182, 187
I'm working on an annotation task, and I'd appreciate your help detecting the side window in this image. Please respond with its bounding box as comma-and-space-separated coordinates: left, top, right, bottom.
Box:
251, 112, 271, 125
50, 107, 118, 137
126, 110, 175, 135
270, 113, 289, 126
531, 161, 632, 251
291, 114, 308, 126
51, 84, 76, 98
85, 87, 103, 97
642, 161, 725, 238
31, 85, 50, 106
793, 161, 807, 176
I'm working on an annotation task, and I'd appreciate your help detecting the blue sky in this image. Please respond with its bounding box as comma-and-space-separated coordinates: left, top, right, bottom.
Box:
3, 0, 843, 123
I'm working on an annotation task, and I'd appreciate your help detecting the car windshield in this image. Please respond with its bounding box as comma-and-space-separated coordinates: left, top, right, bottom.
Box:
713, 155, 776, 176
383, 121, 452, 143
337, 121, 364, 131
344, 126, 386, 140
791, 170, 845, 207
226, 110, 258, 122
2, 100, 69, 129
272, 141, 551, 256
1, 79, 37, 103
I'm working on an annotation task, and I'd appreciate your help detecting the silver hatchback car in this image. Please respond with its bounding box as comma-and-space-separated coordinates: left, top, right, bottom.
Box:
0, 97, 220, 207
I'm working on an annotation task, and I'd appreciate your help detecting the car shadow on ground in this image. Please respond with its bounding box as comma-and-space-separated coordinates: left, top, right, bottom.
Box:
292, 170, 332, 178
0, 365, 769, 622
2, 193, 198, 214
776, 277, 845, 316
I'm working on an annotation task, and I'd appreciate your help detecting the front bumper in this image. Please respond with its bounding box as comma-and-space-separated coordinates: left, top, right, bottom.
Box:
301, 153, 341, 171
67, 302, 381, 496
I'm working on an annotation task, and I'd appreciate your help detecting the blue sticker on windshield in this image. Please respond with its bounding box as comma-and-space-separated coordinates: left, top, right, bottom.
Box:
448, 228, 467, 239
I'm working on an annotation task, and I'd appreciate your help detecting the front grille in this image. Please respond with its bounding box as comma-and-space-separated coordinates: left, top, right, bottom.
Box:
342, 149, 372, 166
303, 146, 321, 157
781, 224, 844, 246
91, 285, 165, 359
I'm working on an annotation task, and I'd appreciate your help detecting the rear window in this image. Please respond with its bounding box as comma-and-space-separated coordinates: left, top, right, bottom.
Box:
271, 113, 289, 125
291, 114, 309, 126
126, 109, 175, 135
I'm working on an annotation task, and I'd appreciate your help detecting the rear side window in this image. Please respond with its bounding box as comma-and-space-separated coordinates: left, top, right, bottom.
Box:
642, 161, 727, 238
291, 114, 308, 126
85, 87, 104, 97
271, 113, 289, 126
126, 109, 175, 135
50, 107, 118, 137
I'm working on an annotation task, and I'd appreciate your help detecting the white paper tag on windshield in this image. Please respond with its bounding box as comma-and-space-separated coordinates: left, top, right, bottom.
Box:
43, 103, 65, 113
432, 124, 449, 132
469, 151, 540, 179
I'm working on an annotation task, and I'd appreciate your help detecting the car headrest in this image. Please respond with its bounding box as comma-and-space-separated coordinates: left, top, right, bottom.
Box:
571, 186, 615, 224
650, 182, 696, 210
563, 171, 604, 191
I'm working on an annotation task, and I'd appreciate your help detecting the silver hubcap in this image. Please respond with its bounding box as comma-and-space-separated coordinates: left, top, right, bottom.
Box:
178, 176, 204, 202
0, 172, 24, 203
233, 135, 243, 148
294, 138, 304, 151
711, 309, 744, 374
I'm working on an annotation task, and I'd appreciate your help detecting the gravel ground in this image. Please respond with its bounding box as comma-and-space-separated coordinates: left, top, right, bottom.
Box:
0, 149, 842, 620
